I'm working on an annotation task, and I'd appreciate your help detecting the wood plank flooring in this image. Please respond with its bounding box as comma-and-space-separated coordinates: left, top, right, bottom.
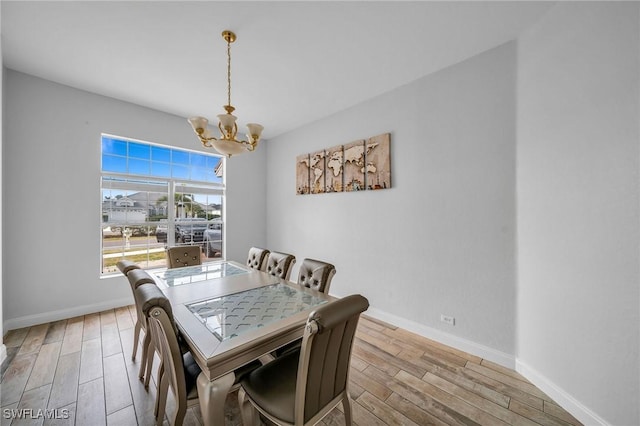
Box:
0, 307, 582, 426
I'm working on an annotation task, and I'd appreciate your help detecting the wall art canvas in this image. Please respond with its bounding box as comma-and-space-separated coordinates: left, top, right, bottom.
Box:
365, 133, 391, 190
309, 150, 326, 194
296, 153, 310, 195
325, 145, 344, 193
343, 139, 366, 192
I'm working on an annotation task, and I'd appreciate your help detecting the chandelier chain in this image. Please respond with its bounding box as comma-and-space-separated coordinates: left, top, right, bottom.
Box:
227, 38, 232, 107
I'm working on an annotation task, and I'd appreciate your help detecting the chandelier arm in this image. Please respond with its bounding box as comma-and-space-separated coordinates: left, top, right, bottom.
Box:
201, 138, 215, 148
231, 122, 238, 140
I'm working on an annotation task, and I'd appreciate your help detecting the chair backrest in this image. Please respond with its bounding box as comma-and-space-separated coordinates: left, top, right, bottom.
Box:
127, 269, 156, 290
116, 259, 140, 276
132, 282, 168, 333
265, 251, 296, 280
166, 245, 202, 269
297, 259, 336, 294
295, 294, 369, 424
135, 284, 192, 412
246, 247, 270, 271
135, 283, 175, 326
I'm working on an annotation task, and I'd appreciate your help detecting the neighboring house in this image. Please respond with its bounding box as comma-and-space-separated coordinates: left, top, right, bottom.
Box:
102, 196, 147, 223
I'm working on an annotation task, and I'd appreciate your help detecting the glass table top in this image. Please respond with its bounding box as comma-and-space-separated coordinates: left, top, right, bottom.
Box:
154, 262, 250, 287
187, 283, 327, 341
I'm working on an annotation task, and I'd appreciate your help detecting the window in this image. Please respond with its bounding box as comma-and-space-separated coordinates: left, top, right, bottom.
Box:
101, 134, 224, 275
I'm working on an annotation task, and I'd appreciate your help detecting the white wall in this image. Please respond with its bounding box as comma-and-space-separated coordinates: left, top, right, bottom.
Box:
517, 3, 639, 425
0, 1, 5, 363
2, 70, 265, 329
225, 145, 267, 264
266, 42, 517, 364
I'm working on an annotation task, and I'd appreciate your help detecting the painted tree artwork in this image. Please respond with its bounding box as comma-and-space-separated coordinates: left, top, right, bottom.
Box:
296, 153, 310, 195
365, 133, 391, 190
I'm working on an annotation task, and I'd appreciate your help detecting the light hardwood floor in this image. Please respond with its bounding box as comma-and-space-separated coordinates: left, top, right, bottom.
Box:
0, 306, 582, 426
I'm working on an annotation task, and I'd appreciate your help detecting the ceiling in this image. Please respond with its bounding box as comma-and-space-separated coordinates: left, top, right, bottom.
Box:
1, 1, 553, 140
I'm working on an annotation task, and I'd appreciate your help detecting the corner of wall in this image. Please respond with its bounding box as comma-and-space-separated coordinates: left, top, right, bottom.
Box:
515, 360, 610, 426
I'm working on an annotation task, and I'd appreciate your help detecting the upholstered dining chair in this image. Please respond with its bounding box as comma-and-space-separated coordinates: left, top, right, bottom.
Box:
246, 247, 270, 271
274, 259, 337, 358
136, 283, 261, 426
297, 259, 336, 294
265, 251, 296, 281
135, 283, 200, 426
166, 245, 202, 269
116, 259, 140, 276
238, 294, 369, 426
127, 269, 160, 388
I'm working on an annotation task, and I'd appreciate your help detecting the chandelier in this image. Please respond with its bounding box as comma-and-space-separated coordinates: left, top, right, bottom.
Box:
188, 30, 264, 157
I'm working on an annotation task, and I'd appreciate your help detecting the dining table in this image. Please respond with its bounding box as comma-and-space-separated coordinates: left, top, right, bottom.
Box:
149, 260, 334, 426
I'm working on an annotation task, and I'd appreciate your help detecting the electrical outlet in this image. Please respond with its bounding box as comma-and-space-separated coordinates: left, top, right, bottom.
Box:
440, 314, 455, 326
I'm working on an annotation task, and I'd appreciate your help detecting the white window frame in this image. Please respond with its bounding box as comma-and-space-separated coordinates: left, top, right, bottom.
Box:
100, 134, 225, 275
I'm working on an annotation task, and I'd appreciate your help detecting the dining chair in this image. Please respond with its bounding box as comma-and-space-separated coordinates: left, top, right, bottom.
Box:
238, 294, 369, 426
116, 259, 140, 275
297, 258, 336, 294
135, 283, 200, 426
127, 269, 158, 387
136, 283, 261, 425
274, 259, 337, 358
246, 247, 270, 271
265, 251, 296, 281
166, 245, 202, 269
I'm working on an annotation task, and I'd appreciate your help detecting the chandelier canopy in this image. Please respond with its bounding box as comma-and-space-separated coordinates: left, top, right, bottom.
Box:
188, 30, 264, 158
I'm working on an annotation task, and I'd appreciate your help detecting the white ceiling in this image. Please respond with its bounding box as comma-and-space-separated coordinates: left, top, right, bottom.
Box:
1, 1, 553, 139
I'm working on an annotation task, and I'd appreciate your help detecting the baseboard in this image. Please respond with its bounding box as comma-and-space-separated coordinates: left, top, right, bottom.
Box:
516, 360, 609, 426
364, 306, 515, 369
3, 297, 133, 331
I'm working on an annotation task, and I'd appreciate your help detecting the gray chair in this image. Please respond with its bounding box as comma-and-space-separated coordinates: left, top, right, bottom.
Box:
265, 251, 296, 281
297, 259, 336, 294
239, 294, 369, 426
127, 269, 158, 387
247, 247, 270, 271
166, 245, 202, 269
275, 259, 337, 358
116, 259, 140, 275
136, 284, 261, 426
135, 283, 200, 426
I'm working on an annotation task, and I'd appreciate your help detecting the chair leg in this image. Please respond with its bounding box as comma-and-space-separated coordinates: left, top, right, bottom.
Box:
156, 372, 169, 426
238, 388, 260, 426
153, 361, 165, 417
342, 393, 353, 426
132, 321, 141, 361
171, 397, 187, 426
143, 340, 155, 389
139, 331, 151, 380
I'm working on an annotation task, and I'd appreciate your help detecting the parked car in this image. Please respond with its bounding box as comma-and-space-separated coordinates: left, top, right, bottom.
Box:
102, 226, 122, 238
175, 218, 209, 245
203, 221, 223, 257
155, 220, 168, 243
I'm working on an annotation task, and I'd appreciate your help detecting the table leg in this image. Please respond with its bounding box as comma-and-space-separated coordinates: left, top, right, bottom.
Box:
196, 371, 235, 426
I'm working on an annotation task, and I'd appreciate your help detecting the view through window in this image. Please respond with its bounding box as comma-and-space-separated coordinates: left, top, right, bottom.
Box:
101, 135, 224, 274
